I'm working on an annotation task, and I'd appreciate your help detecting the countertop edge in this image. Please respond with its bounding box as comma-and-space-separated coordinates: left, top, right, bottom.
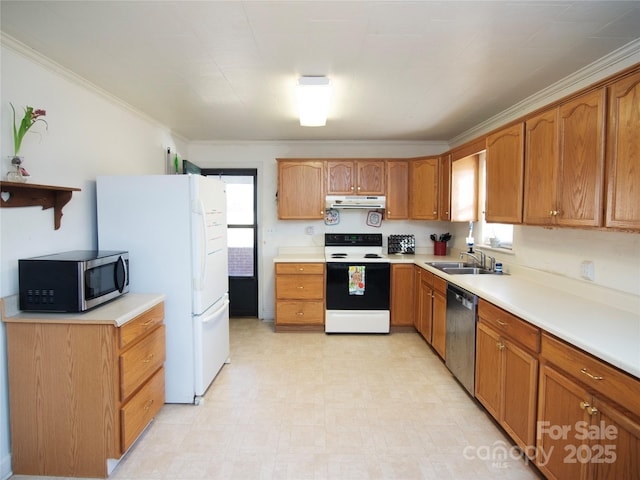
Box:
1, 293, 165, 327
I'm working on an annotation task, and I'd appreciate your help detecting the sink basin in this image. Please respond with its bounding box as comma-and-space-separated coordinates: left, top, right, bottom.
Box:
425, 261, 475, 269
441, 267, 495, 275
426, 261, 500, 275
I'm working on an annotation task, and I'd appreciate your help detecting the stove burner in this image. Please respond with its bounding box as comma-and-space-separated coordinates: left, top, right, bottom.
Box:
364, 253, 382, 258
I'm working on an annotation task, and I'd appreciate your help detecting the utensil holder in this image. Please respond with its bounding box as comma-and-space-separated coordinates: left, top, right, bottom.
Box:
434, 241, 447, 256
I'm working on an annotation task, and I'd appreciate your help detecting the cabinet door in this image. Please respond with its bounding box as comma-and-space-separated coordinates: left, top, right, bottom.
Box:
327, 160, 355, 194
409, 157, 439, 220
475, 321, 502, 419
557, 89, 606, 227
419, 278, 433, 342
485, 123, 524, 223
390, 264, 414, 326
386, 161, 409, 219
438, 154, 451, 220
590, 397, 640, 480
357, 160, 385, 195
524, 109, 559, 225
537, 364, 590, 480
413, 266, 422, 330
431, 282, 447, 359
278, 161, 324, 219
606, 70, 640, 229
502, 338, 538, 452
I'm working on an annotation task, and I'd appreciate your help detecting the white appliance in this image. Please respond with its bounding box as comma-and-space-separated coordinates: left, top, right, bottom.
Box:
324, 233, 390, 333
97, 174, 229, 404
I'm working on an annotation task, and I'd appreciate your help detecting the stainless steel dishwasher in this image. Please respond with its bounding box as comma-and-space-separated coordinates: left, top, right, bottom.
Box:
445, 283, 479, 396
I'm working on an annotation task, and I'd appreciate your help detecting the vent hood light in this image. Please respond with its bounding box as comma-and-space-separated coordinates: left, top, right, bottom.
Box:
297, 76, 331, 127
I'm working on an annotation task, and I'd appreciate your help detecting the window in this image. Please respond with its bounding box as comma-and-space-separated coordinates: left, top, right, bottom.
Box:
478, 152, 513, 249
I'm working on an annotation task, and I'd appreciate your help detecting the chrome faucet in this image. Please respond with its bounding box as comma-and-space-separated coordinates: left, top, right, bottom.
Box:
459, 250, 485, 268
459, 250, 496, 271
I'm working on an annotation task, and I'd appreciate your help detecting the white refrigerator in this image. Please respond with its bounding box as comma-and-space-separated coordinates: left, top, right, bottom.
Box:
97, 174, 229, 404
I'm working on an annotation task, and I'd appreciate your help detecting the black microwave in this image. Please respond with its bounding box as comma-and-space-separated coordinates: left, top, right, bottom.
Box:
19, 250, 129, 312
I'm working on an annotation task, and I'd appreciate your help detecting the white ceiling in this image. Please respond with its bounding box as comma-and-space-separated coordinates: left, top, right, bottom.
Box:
2, 1, 640, 143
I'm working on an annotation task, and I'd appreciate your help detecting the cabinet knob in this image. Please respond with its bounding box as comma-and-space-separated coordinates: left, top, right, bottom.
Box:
351, 186, 355, 191
579, 400, 590, 410
296, 312, 304, 316
142, 353, 155, 364
497, 341, 505, 350
433, 211, 437, 215
586, 406, 599, 416
297, 286, 304, 290
357, 186, 361, 191
298, 268, 304, 271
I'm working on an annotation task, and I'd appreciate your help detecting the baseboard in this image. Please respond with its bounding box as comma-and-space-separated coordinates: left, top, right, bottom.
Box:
0, 452, 12, 480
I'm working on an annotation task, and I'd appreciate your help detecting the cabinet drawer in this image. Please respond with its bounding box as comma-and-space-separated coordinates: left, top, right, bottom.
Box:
276, 301, 324, 324
276, 275, 324, 299
433, 275, 447, 294
541, 333, 640, 417
120, 366, 165, 453
119, 302, 164, 350
120, 325, 165, 401
276, 263, 324, 275
478, 299, 540, 352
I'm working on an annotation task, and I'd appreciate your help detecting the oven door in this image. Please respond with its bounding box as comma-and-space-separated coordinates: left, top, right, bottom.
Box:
325, 262, 390, 310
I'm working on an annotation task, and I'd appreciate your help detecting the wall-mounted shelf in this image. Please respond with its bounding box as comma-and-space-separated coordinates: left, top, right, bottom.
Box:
0, 181, 81, 230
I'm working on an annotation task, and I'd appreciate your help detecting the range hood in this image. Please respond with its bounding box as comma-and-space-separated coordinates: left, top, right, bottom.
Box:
326, 195, 386, 209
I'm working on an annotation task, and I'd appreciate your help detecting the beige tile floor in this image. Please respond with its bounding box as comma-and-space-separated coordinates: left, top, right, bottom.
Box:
13, 317, 543, 480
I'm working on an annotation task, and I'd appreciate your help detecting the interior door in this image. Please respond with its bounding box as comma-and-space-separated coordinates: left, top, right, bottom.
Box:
203, 168, 258, 317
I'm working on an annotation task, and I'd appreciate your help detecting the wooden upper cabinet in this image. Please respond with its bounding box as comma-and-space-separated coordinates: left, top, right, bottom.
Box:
450, 154, 478, 222
485, 123, 525, 224
326, 160, 385, 195
524, 89, 605, 227
606, 69, 640, 230
409, 156, 439, 220
438, 154, 451, 220
557, 89, 605, 227
277, 160, 324, 219
385, 160, 409, 219
524, 108, 559, 225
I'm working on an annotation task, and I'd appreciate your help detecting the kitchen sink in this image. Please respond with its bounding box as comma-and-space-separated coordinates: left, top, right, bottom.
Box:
426, 261, 500, 275
441, 267, 496, 275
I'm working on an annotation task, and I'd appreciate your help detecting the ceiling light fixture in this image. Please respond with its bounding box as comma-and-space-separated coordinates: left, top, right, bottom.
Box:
297, 76, 331, 127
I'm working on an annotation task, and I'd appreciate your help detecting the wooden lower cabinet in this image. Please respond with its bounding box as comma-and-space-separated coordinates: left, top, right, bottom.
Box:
390, 263, 414, 327
431, 276, 447, 359
475, 300, 540, 453
4, 299, 165, 478
537, 333, 640, 480
416, 269, 434, 341
275, 262, 325, 330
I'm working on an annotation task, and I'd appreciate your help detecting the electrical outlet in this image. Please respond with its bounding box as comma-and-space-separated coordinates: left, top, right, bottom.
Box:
305, 226, 315, 235
580, 260, 595, 281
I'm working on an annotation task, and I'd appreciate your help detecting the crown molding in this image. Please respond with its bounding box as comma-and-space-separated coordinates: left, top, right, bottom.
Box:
449, 38, 640, 148
1, 32, 188, 144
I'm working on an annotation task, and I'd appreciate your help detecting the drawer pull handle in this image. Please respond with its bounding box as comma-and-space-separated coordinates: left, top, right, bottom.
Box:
496, 320, 508, 327
296, 312, 304, 316
142, 320, 155, 326
297, 286, 304, 289
143, 354, 155, 363
144, 399, 154, 411
298, 268, 304, 271
580, 368, 604, 381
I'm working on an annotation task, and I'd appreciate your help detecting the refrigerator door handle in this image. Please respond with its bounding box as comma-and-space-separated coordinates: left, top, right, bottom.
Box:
202, 297, 230, 323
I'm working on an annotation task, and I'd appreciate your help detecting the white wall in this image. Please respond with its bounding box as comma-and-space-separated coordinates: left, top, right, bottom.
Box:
0, 43, 187, 480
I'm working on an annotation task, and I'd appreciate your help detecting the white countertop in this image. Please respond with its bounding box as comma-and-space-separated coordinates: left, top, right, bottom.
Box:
1, 293, 165, 327
275, 251, 640, 379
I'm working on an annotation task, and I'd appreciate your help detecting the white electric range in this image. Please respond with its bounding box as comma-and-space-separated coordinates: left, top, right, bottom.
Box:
324, 233, 390, 333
